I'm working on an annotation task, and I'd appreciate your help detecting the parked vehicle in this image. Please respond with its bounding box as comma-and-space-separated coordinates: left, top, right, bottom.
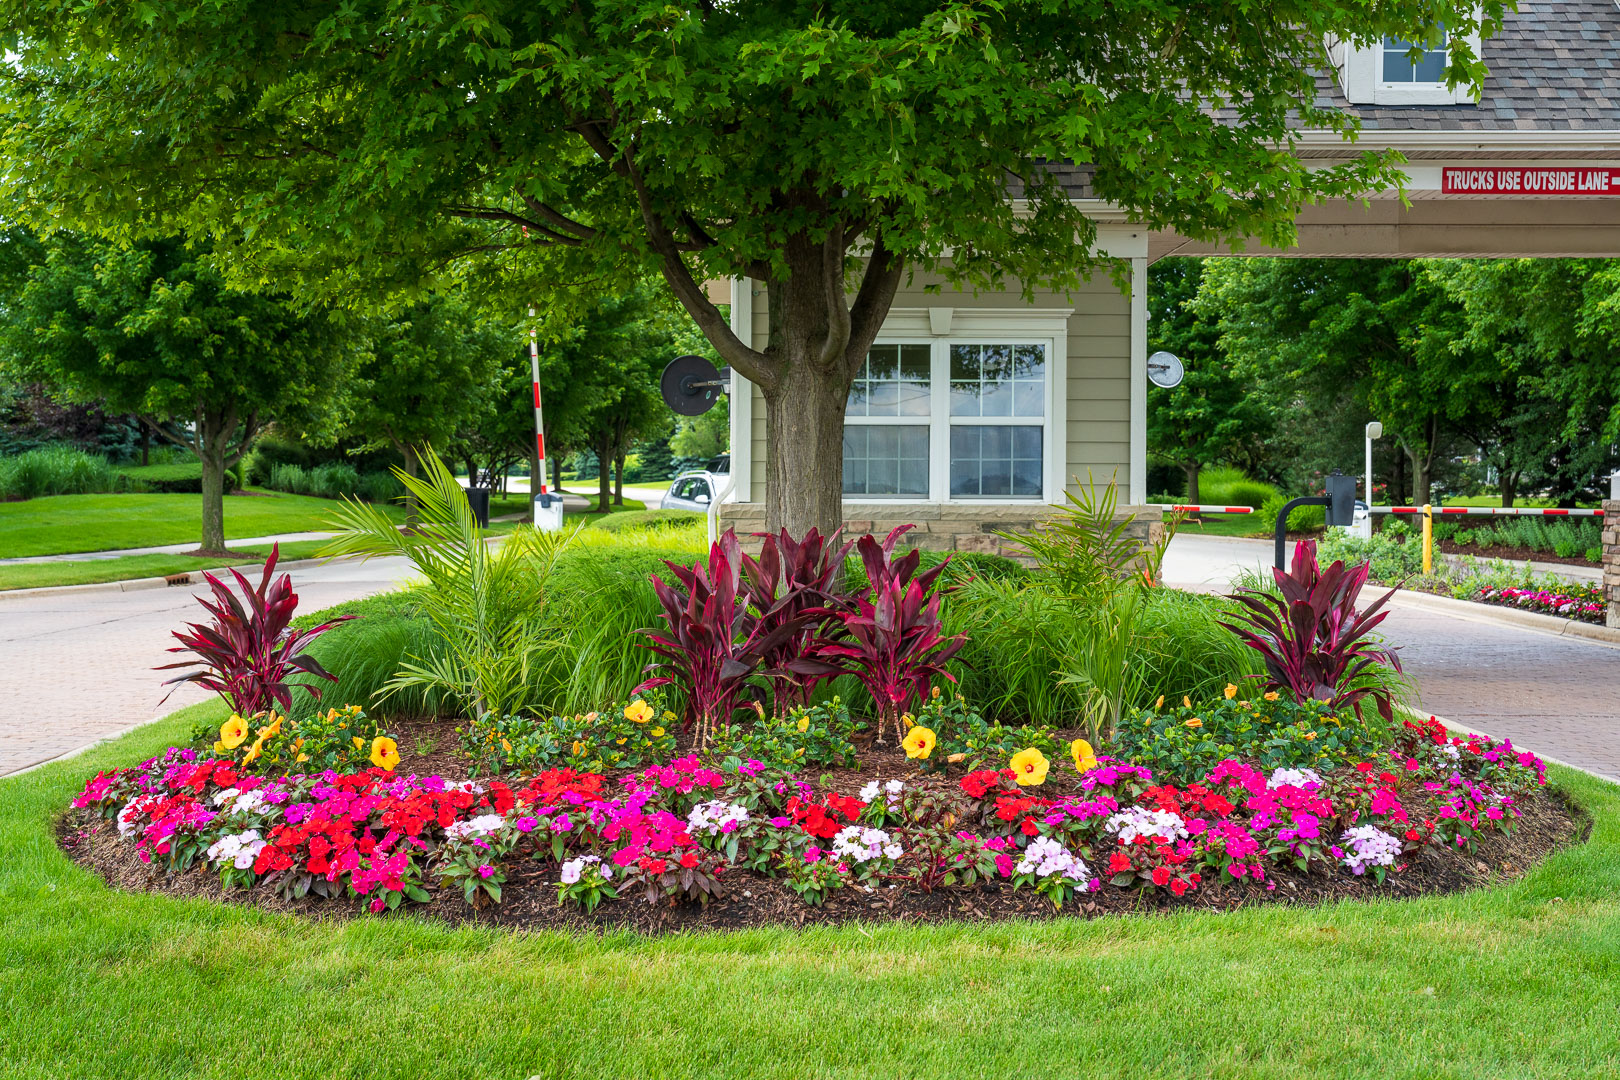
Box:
661, 468, 729, 512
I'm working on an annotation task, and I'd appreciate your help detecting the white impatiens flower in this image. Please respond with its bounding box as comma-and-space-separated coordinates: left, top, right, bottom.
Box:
831, 826, 903, 864
686, 800, 750, 836
116, 801, 143, 839
1340, 825, 1403, 876
444, 813, 507, 841
1104, 807, 1187, 844
560, 854, 606, 885
859, 779, 906, 807
1015, 837, 1090, 881
211, 787, 269, 815
1267, 768, 1323, 790
205, 829, 267, 870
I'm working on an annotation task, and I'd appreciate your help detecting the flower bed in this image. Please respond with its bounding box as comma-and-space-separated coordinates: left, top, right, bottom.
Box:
1474, 583, 1606, 624
60, 713, 1579, 935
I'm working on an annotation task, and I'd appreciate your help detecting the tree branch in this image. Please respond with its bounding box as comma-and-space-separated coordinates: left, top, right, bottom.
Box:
844, 232, 905, 380
518, 195, 599, 241
575, 118, 772, 388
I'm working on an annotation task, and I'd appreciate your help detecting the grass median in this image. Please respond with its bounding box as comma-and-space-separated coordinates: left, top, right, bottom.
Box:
3, 701, 1617, 1080
0, 540, 336, 591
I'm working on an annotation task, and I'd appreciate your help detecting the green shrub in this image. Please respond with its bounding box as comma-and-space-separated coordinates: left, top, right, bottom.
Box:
357, 470, 403, 504
1260, 492, 1325, 533
115, 461, 239, 494
1197, 466, 1278, 511
0, 445, 124, 499
709, 698, 863, 771
1115, 692, 1378, 784
284, 607, 447, 723
589, 508, 705, 532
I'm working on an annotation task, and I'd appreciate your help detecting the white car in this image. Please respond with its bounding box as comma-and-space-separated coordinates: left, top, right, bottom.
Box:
661, 468, 730, 512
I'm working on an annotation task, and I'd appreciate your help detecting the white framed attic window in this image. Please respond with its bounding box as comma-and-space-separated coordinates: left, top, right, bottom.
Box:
1329, 23, 1481, 106
842, 323, 1063, 504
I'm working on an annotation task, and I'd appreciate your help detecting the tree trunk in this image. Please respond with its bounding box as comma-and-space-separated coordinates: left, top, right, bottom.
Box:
1184, 462, 1201, 505
613, 452, 625, 506
551, 451, 563, 494
1499, 470, 1517, 509
196, 411, 231, 555
760, 357, 850, 538
398, 443, 421, 526
1389, 449, 1406, 506
140, 424, 150, 467
595, 435, 612, 512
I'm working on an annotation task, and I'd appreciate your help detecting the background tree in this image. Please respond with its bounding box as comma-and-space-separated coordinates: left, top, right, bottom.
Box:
0, 0, 1501, 537
0, 233, 350, 551
348, 294, 514, 520
1146, 259, 1278, 503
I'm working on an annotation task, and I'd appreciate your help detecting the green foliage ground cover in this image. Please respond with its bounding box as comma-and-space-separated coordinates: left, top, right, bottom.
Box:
0, 445, 127, 499
0, 491, 406, 558
4, 700, 1617, 1080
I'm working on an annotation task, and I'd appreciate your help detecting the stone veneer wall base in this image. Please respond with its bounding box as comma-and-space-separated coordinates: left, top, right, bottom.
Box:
717, 502, 1164, 564
1604, 499, 1620, 629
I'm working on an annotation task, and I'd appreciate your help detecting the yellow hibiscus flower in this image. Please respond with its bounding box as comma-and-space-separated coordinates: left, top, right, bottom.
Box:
796, 716, 809, 733
1009, 747, 1049, 787
1264, 691, 1280, 702
1182, 696, 1192, 709
1184, 718, 1204, 729
1224, 683, 1239, 700
1070, 738, 1098, 773
902, 725, 937, 760
370, 736, 400, 771
624, 700, 654, 724
651, 726, 666, 738
219, 715, 249, 750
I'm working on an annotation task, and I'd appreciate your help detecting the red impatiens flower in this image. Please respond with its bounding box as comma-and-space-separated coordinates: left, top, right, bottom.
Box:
1169, 878, 1189, 897
1108, 851, 1133, 874
1151, 865, 1171, 887
680, 850, 699, 869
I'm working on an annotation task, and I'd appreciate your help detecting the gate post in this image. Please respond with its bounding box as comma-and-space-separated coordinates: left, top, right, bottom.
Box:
1605, 493, 1620, 629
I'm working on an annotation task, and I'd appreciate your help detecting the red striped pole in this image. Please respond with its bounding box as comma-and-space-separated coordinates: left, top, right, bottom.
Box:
528, 307, 547, 500
1154, 504, 1256, 514
1374, 506, 1603, 517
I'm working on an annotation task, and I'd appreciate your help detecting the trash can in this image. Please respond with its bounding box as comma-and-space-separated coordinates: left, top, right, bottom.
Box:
533, 491, 564, 533
464, 485, 491, 528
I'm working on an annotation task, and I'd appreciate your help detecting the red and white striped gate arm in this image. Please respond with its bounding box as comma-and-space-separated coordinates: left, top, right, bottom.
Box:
1372, 506, 1604, 517
1151, 504, 1256, 514
528, 308, 547, 499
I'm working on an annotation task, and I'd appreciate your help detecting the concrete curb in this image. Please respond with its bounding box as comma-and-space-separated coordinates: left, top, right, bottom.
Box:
0, 554, 362, 602
1387, 586, 1620, 648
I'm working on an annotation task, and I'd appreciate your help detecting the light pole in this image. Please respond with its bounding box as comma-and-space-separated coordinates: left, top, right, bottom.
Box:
1363, 421, 1383, 540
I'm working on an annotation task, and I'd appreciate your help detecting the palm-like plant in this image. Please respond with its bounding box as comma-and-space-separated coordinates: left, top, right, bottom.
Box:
319, 446, 574, 720
1220, 540, 1403, 721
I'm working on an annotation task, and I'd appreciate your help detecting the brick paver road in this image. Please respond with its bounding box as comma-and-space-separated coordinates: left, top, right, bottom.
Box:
0, 556, 415, 775
1380, 598, 1620, 782
1166, 534, 1620, 783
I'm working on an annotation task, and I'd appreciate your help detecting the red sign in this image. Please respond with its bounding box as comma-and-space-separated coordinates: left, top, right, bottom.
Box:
1441, 167, 1620, 195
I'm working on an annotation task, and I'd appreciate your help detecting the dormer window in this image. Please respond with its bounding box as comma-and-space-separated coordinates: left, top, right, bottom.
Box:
1330, 24, 1481, 106
1383, 33, 1449, 84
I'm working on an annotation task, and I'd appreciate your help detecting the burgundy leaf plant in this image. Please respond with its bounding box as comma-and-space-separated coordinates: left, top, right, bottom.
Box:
157, 544, 354, 717
738, 526, 855, 712
635, 529, 810, 745
1219, 540, 1404, 721
816, 525, 967, 744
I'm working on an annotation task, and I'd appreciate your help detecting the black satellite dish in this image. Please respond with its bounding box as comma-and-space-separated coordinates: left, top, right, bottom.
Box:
660, 355, 730, 416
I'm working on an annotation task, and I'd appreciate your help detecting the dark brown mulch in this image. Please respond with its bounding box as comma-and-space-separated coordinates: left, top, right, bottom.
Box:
1436, 539, 1599, 569
55, 717, 1591, 938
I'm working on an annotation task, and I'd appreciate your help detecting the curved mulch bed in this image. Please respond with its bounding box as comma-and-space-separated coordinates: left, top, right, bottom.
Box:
55, 716, 1591, 937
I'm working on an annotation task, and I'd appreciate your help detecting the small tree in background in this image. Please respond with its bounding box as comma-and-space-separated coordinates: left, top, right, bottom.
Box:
0, 232, 350, 552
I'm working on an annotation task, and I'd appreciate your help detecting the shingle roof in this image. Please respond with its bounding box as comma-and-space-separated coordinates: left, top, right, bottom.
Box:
1320, 0, 1620, 130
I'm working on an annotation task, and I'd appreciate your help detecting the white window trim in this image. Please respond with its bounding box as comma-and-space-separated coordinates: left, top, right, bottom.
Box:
847, 308, 1071, 506
1328, 26, 1481, 106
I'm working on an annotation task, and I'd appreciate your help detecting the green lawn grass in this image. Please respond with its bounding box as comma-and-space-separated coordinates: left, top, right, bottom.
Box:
3, 701, 1618, 1079
0, 540, 334, 592
0, 490, 406, 558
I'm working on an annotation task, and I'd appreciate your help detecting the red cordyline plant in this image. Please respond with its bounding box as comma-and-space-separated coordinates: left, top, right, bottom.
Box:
635, 529, 809, 745
1220, 540, 1403, 722
157, 545, 354, 716
817, 525, 967, 744
739, 526, 855, 712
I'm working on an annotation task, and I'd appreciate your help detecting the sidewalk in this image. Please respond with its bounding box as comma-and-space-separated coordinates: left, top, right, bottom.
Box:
0, 530, 341, 565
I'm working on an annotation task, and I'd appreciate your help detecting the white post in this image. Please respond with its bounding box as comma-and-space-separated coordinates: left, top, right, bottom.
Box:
1361, 421, 1382, 540
529, 307, 563, 532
